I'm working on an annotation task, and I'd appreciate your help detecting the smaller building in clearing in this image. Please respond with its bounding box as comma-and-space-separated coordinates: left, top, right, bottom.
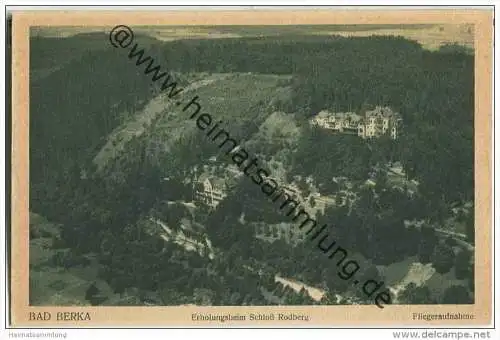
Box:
192, 163, 242, 210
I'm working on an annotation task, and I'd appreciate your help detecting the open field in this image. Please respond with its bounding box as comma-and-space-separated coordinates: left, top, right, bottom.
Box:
316, 24, 473, 50
33, 24, 473, 51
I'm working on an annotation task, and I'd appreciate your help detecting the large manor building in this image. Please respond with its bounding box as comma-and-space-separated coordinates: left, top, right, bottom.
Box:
310, 106, 402, 140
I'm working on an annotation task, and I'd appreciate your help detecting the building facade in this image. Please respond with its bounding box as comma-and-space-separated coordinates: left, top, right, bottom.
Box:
311, 106, 402, 140
254, 222, 306, 245
193, 177, 227, 209
192, 163, 242, 210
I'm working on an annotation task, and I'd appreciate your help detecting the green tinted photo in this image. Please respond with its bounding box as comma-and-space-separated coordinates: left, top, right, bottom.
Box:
29, 24, 475, 308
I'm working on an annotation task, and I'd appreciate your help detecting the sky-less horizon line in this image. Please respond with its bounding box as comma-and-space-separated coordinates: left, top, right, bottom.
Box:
30, 23, 474, 51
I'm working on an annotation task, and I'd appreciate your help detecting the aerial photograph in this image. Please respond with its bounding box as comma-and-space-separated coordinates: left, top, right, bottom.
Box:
29, 23, 475, 307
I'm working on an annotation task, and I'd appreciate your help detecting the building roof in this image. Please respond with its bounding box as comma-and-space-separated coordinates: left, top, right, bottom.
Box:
315, 110, 332, 119
194, 166, 241, 192
365, 106, 401, 118
314, 107, 401, 122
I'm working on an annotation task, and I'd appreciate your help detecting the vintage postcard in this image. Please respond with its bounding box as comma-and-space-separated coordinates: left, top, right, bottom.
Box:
8, 8, 493, 327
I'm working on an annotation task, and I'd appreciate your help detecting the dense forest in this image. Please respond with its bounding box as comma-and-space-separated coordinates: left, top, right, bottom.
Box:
29, 32, 474, 306
31, 33, 474, 210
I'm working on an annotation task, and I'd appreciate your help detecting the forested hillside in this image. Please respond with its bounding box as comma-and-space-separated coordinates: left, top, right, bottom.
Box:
29, 33, 474, 306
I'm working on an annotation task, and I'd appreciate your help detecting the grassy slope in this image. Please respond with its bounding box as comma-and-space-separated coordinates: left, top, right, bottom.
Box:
30, 213, 135, 306
94, 73, 293, 172
29, 213, 94, 305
